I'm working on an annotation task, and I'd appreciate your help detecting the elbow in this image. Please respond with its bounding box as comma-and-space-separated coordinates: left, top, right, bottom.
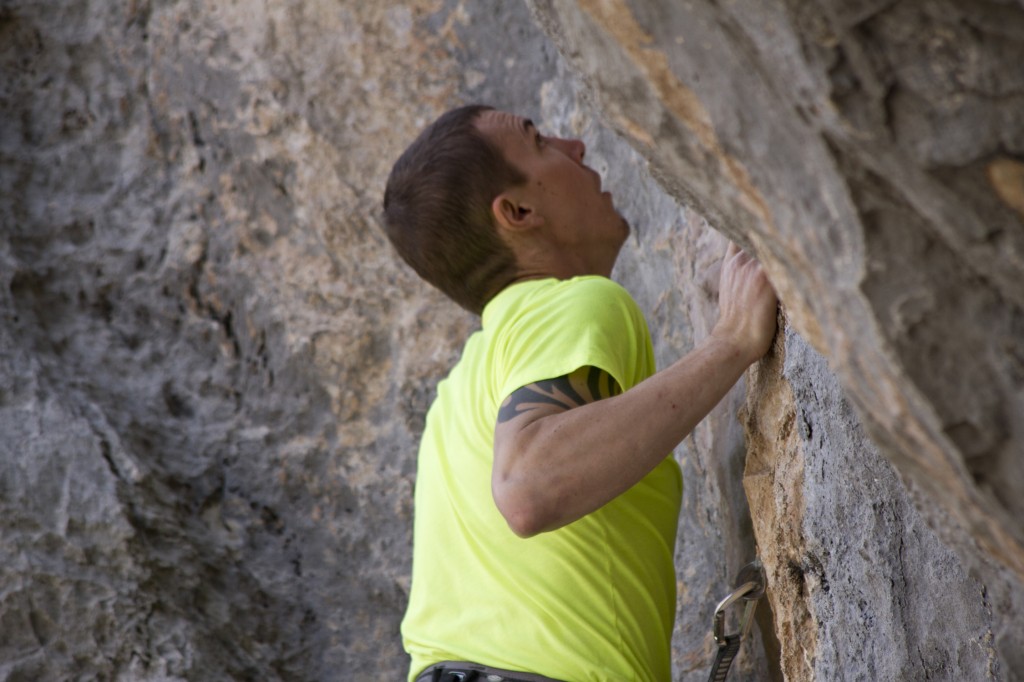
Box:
492, 480, 548, 538
505, 509, 545, 539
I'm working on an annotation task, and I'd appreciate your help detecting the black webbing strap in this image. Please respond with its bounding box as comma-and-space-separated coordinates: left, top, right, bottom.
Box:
707, 634, 743, 682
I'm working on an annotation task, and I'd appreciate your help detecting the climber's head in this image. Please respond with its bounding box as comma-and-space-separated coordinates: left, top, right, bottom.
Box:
383, 104, 525, 315
383, 105, 627, 314
473, 108, 628, 282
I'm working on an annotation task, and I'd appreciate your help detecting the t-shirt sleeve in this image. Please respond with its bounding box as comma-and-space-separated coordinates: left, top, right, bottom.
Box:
494, 277, 653, 402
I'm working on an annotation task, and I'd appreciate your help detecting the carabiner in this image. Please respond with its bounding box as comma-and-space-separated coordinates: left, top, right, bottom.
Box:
707, 560, 767, 682
712, 559, 766, 647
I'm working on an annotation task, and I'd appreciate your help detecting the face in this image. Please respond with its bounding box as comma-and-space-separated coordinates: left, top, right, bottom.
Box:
474, 109, 629, 277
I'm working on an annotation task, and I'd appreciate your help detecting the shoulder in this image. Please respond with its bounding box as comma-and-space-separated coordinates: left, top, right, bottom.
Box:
544, 275, 633, 302
488, 277, 653, 398
489, 277, 646, 347
550, 276, 645, 328
558, 275, 634, 307
492, 276, 649, 360
486, 276, 638, 326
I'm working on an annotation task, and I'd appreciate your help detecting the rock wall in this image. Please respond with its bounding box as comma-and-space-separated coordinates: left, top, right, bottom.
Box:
0, 1, 1019, 681
528, 0, 1024, 678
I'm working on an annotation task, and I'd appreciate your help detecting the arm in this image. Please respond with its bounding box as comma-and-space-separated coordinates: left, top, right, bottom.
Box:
492, 242, 777, 537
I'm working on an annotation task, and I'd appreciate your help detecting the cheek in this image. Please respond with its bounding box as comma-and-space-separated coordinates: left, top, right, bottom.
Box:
540, 178, 572, 201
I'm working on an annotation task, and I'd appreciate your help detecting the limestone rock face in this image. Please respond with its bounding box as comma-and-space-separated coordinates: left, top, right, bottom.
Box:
527, 0, 1024, 579
1, 0, 1021, 681
529, 0, 1024, 677
2, 1, 491, 678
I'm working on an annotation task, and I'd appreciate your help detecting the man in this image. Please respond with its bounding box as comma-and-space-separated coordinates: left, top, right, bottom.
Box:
383, 105, 777, 682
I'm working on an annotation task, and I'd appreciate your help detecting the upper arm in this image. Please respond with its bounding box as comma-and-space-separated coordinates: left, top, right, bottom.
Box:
494, 365, 621, 454
491, 365, 622, 535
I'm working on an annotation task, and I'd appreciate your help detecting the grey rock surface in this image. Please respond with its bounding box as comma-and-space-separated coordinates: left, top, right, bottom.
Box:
526, 0, 1024, 583
744, 327, 1016, 680
529, 0, 1024, 678
1, 0, 1020, 680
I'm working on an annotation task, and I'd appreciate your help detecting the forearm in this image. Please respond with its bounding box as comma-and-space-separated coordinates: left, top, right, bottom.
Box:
493, 333, 753, 536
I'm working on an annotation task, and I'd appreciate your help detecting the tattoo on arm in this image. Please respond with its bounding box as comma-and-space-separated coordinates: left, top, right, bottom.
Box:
497, 366, 621, 424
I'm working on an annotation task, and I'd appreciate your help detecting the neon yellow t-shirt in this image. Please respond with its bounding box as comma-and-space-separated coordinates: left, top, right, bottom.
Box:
402, 276, 683, 682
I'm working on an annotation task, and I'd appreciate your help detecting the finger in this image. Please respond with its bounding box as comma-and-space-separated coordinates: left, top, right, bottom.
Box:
726, 240, 740, 258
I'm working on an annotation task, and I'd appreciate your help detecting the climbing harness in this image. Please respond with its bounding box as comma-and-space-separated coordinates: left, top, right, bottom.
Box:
706, 559, 766, 682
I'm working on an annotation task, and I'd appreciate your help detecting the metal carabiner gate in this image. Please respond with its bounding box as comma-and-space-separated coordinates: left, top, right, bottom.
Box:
707, 560, 766, 682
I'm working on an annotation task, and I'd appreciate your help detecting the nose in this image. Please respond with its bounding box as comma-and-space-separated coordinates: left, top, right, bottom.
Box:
553, 137, 586, 163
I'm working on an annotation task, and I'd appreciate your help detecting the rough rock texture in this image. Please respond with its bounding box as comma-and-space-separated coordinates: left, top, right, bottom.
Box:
527, 0, 1024, 579
0, 1, 1021, 681
743, 329, 1007, 680
0, 1, 499, 678
529, 0, 1024, 678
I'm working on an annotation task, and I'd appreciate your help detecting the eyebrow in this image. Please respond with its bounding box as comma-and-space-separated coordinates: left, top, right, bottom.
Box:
520, 119, 542, 147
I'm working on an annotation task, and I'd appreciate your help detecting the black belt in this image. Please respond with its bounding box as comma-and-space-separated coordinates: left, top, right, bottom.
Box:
415, 661, 563, 682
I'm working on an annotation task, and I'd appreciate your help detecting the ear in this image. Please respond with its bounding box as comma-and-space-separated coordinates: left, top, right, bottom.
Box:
491, 191, 544, 234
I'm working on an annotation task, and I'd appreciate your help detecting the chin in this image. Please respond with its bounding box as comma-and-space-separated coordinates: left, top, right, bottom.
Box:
617, 214, 631, 240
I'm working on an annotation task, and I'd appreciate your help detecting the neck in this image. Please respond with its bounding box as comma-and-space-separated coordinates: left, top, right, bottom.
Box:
509, 246, 615, 283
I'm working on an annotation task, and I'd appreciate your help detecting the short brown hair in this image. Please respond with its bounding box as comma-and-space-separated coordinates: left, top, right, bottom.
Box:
383, 105, 526, 314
